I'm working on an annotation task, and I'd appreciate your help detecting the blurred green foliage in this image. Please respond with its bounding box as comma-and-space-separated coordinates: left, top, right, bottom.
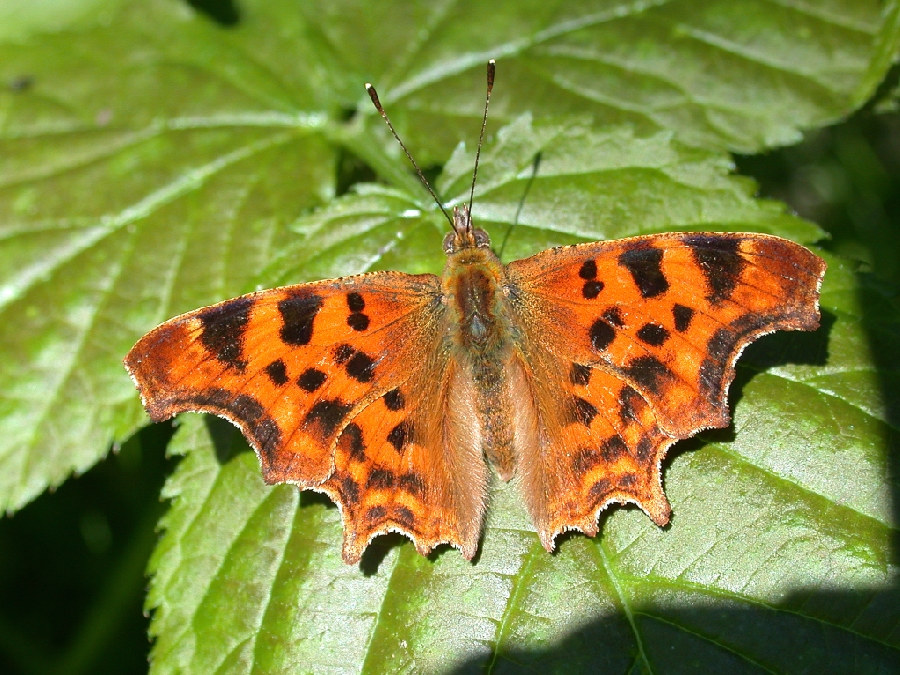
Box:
1, 1, 898, 672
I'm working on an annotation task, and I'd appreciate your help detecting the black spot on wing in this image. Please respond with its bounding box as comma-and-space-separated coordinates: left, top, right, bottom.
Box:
341, 476, 360, 505
572, 396, 598, 426
399, 473, 426, 497
346, 292, 365, 312
345, 350, 375, 382
619, 246, 669, 298
698, 327, 739, 401
600, 436, 628, 462
619, 385, 641, 426
305, 398, 352, 437
579, 260, 598, 279
685, 236, 745, 303
572, 447, 600, 474
590, 318, 616, 352
340, 422, 366, 462
672, 304, 694, 332
345, 293, 370, 331
367, 468, 395, 489
366, 505, 387, 523
618, 473, 637, 488
297, 367, 327, 392
623, 355, 672, 397
603, 307, 624, 327
347, 313, 370, 331
636, 323, 670, 346
569, 363, 592, 386
383, 388, 405, 411
333, 344, 376, 382
589, 479, 613, 500
198, 296, 253, 370
387, 421, 412, 452
278, 292, 323, 346
265, 359, 289, 386
394, 506, 416, 529
582, 280, 605, 299
636, 435, 655, 462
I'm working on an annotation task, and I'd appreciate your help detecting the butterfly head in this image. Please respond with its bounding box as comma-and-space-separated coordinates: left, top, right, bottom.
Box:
443, 205, 491, 253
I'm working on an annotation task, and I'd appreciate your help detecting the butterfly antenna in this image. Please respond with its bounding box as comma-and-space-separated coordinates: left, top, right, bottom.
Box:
366, 82, 454, 227
499, 150, 542, 258
468, 59, 495, 219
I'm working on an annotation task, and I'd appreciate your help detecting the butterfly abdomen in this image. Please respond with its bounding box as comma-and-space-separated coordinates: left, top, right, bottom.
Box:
442, 245, 528, 480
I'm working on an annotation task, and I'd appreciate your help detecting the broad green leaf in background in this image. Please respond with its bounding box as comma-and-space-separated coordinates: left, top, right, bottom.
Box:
0, 0, 898, 671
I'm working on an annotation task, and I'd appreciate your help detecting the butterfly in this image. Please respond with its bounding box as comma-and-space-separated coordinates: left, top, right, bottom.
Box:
125, 61, 826, 564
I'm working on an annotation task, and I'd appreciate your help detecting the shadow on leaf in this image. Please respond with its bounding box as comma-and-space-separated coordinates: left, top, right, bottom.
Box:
449, 588, 900, 673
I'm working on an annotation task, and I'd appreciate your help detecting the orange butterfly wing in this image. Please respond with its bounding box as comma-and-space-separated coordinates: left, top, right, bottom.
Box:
125, 273, 488, 563
505, 232, 825, 547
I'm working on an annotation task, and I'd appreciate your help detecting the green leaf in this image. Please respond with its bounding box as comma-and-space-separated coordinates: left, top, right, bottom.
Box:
146, 119, 898, 671
1, 0, 895, 511
0, 0, 898, 670
0, 0, 120, 42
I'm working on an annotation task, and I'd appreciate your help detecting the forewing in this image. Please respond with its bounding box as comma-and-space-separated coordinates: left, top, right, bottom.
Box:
507, 232, 825, 436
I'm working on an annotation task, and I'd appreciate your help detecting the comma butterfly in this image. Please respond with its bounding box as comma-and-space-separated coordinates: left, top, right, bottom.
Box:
125, 61, 825, 564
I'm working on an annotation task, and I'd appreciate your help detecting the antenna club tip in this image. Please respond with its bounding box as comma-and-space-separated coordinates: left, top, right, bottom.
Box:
366, 84, 382, 109
488, 59, 496, 65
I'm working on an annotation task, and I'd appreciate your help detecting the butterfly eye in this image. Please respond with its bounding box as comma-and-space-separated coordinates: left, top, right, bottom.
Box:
442, 231, 457, 254
473, 229, 491, 248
